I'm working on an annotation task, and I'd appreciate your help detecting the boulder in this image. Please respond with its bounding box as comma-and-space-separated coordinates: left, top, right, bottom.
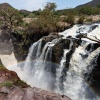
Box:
7, 87, 24, 100
0, 86, 10, 94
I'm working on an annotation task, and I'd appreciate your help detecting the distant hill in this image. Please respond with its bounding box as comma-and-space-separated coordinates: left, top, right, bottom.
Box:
20, 10, 31, 14
0, 3, 32, 17
20, 9, 31, 16
76, 0, 100, 8
0, 3, 14, 10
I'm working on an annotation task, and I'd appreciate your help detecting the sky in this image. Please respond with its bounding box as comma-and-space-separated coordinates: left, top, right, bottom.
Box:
0, 0, 92, 11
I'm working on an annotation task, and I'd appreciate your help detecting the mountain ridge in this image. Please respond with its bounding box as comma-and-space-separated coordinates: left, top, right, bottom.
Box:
76, 0, 100, 8
0, 3, 31, 13
0, 3, 14, 9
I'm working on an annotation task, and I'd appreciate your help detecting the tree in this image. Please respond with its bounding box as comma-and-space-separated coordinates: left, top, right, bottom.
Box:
26, 2, 58, 35
44, 2, 57, 12
0, 7, 23, 31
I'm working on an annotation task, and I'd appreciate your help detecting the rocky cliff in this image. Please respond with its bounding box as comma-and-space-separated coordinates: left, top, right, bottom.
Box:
0, 27, 13, 55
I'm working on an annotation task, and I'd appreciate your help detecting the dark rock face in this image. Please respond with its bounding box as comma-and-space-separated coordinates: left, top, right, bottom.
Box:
0, 27, 20, 68
52, 38, 81, 65
0, 28, 13, 55
42, 33, 61, 43
52, 41, 64, 64
11, 32, 28, 62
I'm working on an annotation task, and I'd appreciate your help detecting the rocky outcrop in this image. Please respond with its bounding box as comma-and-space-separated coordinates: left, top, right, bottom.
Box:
0, 27, 13, 55
5, 87, 71, 100
0, 27, 29, 62
42, 33, 61, 43
42, 33, 81, 65
0, 67, 71, 100
0, 27, 17, 68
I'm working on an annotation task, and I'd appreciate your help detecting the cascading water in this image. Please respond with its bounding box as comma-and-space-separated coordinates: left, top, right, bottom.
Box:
21, 38, 61, 91
55, 49, 70, 94
24, 39, 43, 71
63, 44, 100, 100
55, 39, 74, 94
8, 23, 100, 100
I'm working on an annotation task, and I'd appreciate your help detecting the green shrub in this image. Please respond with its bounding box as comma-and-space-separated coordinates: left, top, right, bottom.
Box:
26, 9, 57, 36
0, 66, 6, 70
66, 14, 75, 25
78, 16, 85, 24
85, 18, 92, 22
13, 79, 28, 88
0, 60, 6, 70
2, 81, 13, 88
97, 4, 100, 8
28, 13, 35, 18
16, 80, 26, 85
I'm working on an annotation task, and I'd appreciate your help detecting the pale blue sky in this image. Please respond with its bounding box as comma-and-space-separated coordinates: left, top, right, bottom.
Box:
0, 0, 92, 11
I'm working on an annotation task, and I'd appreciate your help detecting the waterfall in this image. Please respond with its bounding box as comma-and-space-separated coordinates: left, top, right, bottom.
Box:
55, 49, 70, 94
8, 23, 100, 100
57, 23, 100, 100
21, 38, 61, 91
24, 39, 43, 71
63, 44, 100, 100
55, 39, 74, 94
